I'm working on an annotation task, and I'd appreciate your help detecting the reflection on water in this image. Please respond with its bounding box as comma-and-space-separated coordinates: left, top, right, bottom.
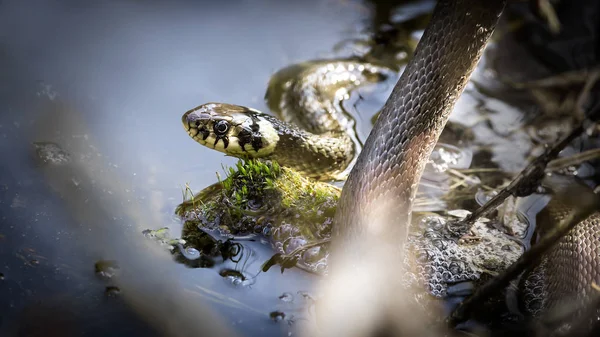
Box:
0, 0, 368, 336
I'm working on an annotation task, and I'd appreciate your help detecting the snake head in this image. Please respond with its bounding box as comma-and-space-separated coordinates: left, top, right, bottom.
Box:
182, 103, 279, 158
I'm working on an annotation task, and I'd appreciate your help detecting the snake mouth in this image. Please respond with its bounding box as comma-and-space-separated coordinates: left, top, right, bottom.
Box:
182, 110, 201, 133
181, 111, 199, 139
182, 109, 212, 143
182, 112, 192, 132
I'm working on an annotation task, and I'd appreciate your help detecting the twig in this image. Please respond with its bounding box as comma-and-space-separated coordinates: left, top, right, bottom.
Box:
509, 68, 599, 90
451, 103, 600, 233
546, 148, 600, 172
261, 239, 331, 274
447, 168, 482, 185
456, 168, 503, 174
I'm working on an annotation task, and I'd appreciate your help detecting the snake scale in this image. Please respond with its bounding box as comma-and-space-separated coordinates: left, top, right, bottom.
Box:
521, 195, 600, 324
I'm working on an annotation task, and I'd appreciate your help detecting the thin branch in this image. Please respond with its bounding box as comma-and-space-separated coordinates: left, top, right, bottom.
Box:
450, 107, 599, 234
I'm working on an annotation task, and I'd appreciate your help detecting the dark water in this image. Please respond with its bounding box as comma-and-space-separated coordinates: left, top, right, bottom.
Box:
0, 1, 376, 336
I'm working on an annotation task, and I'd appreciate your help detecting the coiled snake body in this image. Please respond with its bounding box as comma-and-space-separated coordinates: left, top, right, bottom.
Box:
183, 59, 396, 180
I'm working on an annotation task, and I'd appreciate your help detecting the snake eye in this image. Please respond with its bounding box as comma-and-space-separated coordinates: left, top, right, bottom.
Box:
214, 120, 229, 135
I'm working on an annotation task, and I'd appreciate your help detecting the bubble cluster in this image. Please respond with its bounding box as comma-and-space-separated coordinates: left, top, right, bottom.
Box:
428, 145, 464, 173
407, 214, 523, 297
521, 261, 547, 316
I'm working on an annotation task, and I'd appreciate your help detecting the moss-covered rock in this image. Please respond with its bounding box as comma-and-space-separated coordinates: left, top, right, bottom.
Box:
176, 159, 339, 272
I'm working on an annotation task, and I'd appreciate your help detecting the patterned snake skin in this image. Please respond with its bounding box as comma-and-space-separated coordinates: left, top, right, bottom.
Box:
320, 2, 507, 335
328, 1, 600, 333
522, 197, 600, 321
332, 0, 507, 247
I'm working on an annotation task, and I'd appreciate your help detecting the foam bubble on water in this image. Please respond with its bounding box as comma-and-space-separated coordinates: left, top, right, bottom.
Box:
279, 292, 294, 302
219, 269, 254, 287
428, 146, 463, 172
407, 214, 523, 297
269, 311, 286, 322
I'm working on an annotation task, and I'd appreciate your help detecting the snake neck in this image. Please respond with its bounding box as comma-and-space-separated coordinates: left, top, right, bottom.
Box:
266, 60, 397, 179
262, 114, 356, 180
333, 0, 507, 249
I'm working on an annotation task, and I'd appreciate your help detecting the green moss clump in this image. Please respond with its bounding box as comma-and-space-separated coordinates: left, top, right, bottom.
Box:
175, 159, 339, 255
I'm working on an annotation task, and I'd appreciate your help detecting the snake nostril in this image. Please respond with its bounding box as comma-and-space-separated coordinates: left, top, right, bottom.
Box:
182, 112, 197, 129
183, 113, 201, 129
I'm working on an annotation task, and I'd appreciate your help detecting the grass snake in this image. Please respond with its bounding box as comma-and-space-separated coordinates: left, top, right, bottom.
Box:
181, 0, 600, 332
182, 60, 396, 181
